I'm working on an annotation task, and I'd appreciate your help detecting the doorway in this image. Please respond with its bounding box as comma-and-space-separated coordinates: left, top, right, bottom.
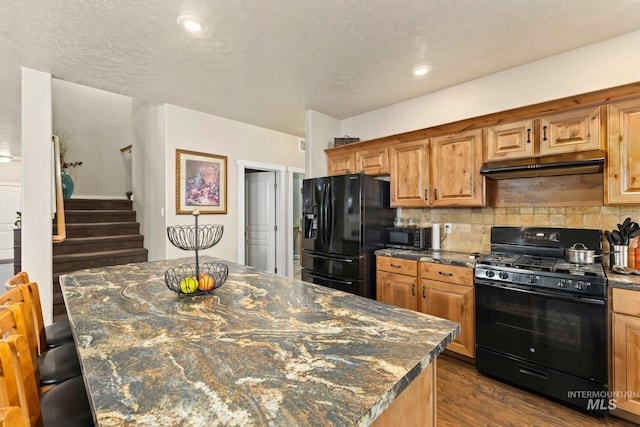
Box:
244, 170, 277, 273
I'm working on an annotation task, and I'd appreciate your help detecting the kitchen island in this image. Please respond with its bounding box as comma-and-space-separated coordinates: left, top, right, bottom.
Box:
60, 256, 459, 426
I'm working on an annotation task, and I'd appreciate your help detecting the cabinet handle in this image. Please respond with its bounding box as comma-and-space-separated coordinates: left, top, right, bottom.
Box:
422, 285, 426, 298
424, 189, 428, 201
390, 263, 402, 268
412, 283, 416, 296
434, 189, 438, 200
438, 271, 454, 277
542, 125, 548, 141
526, 128, 531, 144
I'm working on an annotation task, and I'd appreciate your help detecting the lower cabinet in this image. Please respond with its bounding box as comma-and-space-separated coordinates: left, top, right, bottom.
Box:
420, 262, 475, 358
611, 287, 640, 422
376, 256, 474, 359
376, 256, 418, 311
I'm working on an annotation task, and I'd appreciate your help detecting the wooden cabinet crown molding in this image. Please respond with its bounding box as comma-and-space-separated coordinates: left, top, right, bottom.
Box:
326, 81, 640, 157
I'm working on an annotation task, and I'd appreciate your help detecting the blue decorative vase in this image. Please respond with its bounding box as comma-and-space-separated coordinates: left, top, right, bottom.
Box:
61, 170, 74, 199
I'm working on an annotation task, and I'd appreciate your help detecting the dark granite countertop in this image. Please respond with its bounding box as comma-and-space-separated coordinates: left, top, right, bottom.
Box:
375, 248, 479, 268
606, 270, 640, 291
60, 256, 459, 426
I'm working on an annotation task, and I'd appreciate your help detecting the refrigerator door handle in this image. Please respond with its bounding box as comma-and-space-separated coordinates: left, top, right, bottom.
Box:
322, 183, 330, 245
305, 271, 355, 285
326, 181, 333, 247
306, 252, 354, 263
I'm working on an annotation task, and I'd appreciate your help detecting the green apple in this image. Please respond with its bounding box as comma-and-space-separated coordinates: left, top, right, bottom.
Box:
180, 276, 198, 293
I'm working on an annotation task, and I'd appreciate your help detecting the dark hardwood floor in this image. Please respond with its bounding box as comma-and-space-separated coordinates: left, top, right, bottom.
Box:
437, 355, 638, 427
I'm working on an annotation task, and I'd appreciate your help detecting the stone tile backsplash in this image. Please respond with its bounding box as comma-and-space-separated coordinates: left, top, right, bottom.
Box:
401, 206, 640, 254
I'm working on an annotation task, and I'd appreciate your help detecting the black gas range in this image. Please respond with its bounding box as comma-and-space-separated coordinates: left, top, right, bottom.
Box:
475, 226, 608, 415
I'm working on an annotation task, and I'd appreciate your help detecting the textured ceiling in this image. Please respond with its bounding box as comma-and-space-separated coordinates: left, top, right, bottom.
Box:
2, 0, 640, 158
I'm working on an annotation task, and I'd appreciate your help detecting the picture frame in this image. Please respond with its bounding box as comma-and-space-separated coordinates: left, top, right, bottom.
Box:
176, 149, 227, 214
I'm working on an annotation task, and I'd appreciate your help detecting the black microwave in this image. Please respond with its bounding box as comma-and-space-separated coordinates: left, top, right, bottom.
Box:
384, 227, 431, 250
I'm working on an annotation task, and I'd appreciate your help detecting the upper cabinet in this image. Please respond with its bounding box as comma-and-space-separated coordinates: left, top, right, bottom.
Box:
539, 106, 602, 155
355, 145, 389, 175
486, 119, 535, 161
390, 138, 430, 208
486, 106, 603, 162
431, 129, 485, 207
326, 143, 389, 176
389, 130, 486, 208
326, 150, 356, 176
606, 98, 640, 204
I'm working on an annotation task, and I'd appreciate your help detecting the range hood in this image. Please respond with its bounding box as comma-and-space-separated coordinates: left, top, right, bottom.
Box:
480, 150, 605, 179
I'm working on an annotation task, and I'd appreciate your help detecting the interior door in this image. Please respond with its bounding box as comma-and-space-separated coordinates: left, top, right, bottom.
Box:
245, 171, 276, 273
0, 183, 21, 260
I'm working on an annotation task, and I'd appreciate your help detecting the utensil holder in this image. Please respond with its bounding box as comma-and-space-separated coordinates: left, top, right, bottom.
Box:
611, 245, 629, 269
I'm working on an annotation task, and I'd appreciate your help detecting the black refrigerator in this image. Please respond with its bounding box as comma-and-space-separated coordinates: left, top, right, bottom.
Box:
301, 174, 394, 299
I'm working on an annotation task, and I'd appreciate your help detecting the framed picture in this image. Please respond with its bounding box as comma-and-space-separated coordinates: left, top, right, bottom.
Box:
176, 149, 227, 214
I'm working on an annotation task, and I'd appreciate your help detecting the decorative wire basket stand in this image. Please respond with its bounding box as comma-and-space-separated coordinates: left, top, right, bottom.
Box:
167, 224, 224, 251
164, 210, 228, 295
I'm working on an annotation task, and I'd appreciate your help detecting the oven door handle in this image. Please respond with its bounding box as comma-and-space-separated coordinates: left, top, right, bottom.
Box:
474, 280, 606, 306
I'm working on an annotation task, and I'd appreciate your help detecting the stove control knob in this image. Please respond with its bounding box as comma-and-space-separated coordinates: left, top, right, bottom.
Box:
575, 281, 588, 290
558, 279, 567, 288
498, 272, 509, 280
526, 275, 537, 284
485, 270, 495, 278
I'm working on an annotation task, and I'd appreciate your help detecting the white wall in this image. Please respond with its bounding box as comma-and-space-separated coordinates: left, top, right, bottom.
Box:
21, 67, 54, 324
164, 104, 304, 263
304, 109, 339, 178
132, 102, 167, 262
52, 79, 134, 199
341, 29, 640, 141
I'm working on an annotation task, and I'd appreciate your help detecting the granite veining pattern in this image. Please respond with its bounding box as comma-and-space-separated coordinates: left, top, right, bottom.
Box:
606, 270, 640, 291
375, 248, 479, 268
60, 257, 459, 426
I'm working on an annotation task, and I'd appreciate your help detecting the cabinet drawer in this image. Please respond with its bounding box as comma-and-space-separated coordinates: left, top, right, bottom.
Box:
420, 262, 472, 286
377, 256, 417, 276
612, 287, 640, 317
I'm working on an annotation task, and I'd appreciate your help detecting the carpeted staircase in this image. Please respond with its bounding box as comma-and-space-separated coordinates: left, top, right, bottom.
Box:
53, 199, 148, 321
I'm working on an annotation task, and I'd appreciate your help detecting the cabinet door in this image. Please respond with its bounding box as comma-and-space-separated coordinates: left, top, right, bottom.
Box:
607, 99, 640, 204
356, 146, 388, 175
431, 129, 485, 207
326, 150, 356, 176
486, 119, 535, 161
377, 271, 418, 311
612, 313, 640, 415
421, 280, 475, 358
389, 139, 430, 208
539, 106, 602, 155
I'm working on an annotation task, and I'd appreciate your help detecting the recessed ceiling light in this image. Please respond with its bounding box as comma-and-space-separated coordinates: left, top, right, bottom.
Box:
413, 66, 431, 77
177, 15, 207, 33
0, 155, 12, 163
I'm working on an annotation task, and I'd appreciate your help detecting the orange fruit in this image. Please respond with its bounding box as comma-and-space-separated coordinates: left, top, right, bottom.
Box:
198, 274, 214, 291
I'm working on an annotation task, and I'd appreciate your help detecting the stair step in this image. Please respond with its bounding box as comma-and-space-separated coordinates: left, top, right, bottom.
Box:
64, 198, 132, 211
53, 234, 145, 256
56, 222, 140, 238
53, 248, 149, 276
63, 209, 136, 223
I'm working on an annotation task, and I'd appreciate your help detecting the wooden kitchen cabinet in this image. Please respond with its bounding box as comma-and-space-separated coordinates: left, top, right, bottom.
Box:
486, 106, 602, 162
420, 262, 475, 358
539, 106, 602, 155
326, 150, 356, 176
326, 144, 389, 176
431, 129, 485, 207
376, 256, 418, 311
606, 98, 640, 204
611, 287, 640, 421
355, 145, 389, 175
389, 138, 430, 208
486, 119, 535, 161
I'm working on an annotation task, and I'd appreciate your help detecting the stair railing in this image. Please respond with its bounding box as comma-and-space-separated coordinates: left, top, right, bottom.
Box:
52, 135, 66, 243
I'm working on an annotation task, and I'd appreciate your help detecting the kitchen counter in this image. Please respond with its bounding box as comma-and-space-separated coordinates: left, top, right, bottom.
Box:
60, 256, 459, 426
375, 248, 479, 268
606, 270, 640, 291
